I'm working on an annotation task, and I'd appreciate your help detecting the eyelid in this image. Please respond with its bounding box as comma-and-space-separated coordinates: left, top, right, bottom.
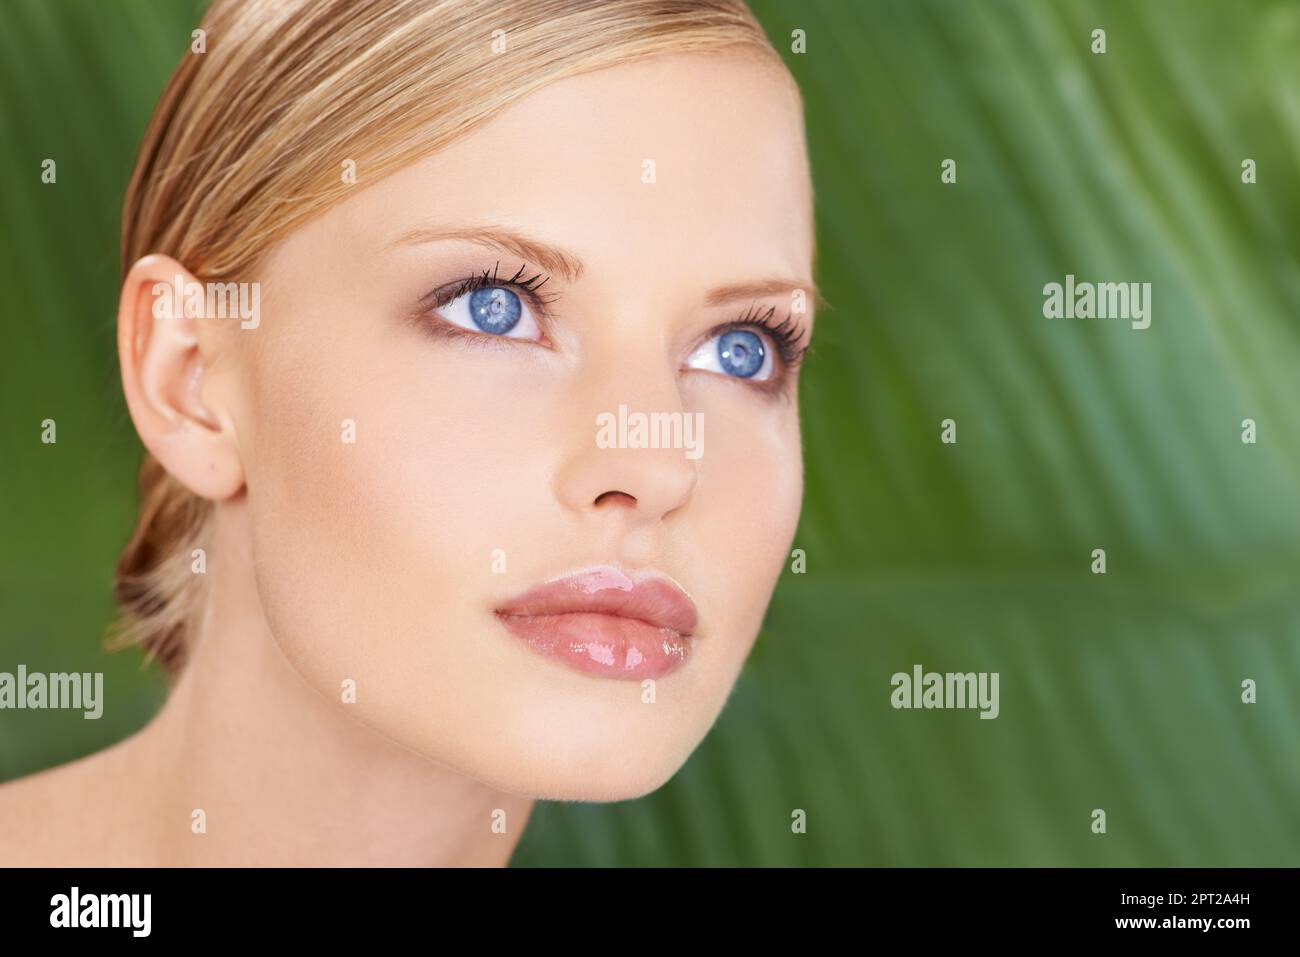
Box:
423, 261, 557, 315
698, 303, 811, 371
417, 262, 559, 344
679, 305, 810, 396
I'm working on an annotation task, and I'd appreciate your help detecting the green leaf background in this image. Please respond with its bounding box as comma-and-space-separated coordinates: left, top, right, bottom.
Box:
1, 0, 1297, 865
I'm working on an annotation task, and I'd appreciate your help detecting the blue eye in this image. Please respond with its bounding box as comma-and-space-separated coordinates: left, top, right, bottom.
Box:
437, 284, 541, 340
717, 330, 764, 378
685, 327, 776, 381
469, 286, 521, 334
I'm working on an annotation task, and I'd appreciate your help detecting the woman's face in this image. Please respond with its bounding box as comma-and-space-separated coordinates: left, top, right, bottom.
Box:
228, 52, 814, 800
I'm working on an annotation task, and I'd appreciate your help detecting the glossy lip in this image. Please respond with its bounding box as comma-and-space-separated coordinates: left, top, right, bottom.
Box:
494, 565, 699, 680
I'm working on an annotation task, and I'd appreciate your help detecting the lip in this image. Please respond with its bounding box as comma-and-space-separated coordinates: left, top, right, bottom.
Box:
495, 565, 699, 680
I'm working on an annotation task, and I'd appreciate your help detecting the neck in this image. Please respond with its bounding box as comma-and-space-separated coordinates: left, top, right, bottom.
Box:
122, 499, 535, 866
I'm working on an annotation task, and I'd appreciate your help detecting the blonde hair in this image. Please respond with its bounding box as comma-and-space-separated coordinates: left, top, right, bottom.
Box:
112, 0, 785, 679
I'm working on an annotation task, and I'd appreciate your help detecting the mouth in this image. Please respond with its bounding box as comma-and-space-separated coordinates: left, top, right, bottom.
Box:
494, 565, 699, 680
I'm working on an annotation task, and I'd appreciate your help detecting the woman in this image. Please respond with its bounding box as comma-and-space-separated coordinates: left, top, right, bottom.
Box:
0, 0, 817, 866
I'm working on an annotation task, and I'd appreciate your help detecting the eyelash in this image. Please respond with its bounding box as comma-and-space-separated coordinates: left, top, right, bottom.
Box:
422, 261, 559, 319
418, 266, 810, 374
710, 302, 810, 372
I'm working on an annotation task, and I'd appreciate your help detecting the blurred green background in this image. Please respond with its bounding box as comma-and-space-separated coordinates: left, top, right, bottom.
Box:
2, 0, 1298, 865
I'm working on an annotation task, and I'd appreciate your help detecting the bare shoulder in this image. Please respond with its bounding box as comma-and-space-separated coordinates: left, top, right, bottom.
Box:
0, 758, 89, 864
0, 737, 149, 866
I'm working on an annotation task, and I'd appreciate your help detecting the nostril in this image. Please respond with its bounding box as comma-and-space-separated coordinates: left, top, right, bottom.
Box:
593, 490, 637, 508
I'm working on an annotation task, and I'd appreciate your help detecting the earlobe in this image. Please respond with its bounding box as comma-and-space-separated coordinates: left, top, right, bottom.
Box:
118, 254, 245, 501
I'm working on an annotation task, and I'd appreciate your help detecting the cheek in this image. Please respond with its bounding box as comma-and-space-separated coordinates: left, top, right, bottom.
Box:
240, 332, 555, 685
689, 396, 803, 641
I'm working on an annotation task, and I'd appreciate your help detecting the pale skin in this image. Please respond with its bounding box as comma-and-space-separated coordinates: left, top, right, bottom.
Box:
0, 51, 815, 866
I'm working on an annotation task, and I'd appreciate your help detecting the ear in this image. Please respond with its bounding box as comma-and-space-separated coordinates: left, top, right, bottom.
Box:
117, 254, 245, 500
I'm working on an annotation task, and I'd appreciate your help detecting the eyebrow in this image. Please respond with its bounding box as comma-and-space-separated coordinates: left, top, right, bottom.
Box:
389, 223, 822, 308
705, 278, 824, 310
389, 224, 585, 283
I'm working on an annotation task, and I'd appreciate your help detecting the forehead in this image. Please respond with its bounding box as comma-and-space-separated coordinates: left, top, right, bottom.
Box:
329, 51, 813, 281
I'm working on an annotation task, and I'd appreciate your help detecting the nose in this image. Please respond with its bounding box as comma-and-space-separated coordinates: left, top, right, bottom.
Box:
552, 365, 699, 526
